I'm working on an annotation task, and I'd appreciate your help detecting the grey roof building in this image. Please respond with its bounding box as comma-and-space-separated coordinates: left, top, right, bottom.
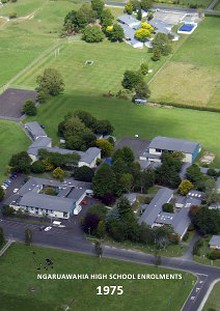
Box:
149, 136, 200, 154
25, 121, 47, 141
155, 212, 174, 225
121, 24, 135, 40
28, 137, 52, 156
149, 19, 171, 34
19, 192, 75, 213
117, 14, 140, 27
209, 235, 220, 249
138, 188, 173, 226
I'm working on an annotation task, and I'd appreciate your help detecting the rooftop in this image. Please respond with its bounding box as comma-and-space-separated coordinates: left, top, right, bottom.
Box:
138, 188, 173, 226
209, 235, 220, 246
28, 137, 52, 156
19, 192, 75, 213
115, 138, 149, 160
25, 121, 47, 140
155, 212, 174, 225
149, 136, 200, 154
118, 14, 140, 26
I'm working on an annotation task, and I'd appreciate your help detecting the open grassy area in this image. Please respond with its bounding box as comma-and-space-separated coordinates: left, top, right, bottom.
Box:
150, 17, 220, 109
0, 0, 44, 18
0, 121, 30, 183
203, 281, 220, 311
0, 243, 195, 311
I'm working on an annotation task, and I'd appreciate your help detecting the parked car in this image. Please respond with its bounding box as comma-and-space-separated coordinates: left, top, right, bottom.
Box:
13, 188, 19, 193
39, 226, 46, 231
44, 226, 52, 232
1, 185, 7, 190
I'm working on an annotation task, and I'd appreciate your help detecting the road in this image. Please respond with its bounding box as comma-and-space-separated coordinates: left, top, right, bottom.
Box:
0, 216, 219, 311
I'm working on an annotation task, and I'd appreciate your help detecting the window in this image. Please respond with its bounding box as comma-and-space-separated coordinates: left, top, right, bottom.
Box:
156, 148, 161, 152
63, 212, 68, 218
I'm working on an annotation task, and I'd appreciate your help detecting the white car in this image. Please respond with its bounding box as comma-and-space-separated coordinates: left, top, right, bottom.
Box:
44, 226, 52, 232
1, 185, 7, 190
13, 188, 19, 193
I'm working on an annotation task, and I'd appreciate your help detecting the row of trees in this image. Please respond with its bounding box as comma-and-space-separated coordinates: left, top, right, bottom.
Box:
82, 198, 178, 247
58, 110, 114, 151
124, 0, 153, 15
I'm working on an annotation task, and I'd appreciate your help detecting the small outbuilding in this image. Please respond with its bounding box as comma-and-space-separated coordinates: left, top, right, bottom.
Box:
209, 235, 220, 250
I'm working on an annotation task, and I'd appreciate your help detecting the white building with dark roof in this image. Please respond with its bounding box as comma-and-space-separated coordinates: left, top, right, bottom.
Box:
146, 136, 201, 164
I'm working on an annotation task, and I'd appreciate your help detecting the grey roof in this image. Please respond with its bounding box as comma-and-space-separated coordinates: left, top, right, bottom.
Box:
187, 190, 203, 199
130, 38, 143, 46
19, 192, 75, 213
66, 187, 87, 202
25, 121, 47, 140
124, 193, 137, 204
117, 14, 140, 26
121, 23, 135, 39
149, 19, 171, 32
172, 206, 191, 237
115, 138, 149, 160
138, 188, 173, 226
28, 137, 52, 156
149, 136, 200, 154
80, 147, 101, 165
209, 235, 220, 246
156, 212, 174, 225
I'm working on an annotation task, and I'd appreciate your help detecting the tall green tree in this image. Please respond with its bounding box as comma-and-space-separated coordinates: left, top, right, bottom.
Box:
101, 8, 114, 27
140, 0, 153, 10
82, 25, 105, 43
9, 151, 32, 174
92, 163, 116, 197
91, 0, 104, 18
36, 68, 65, 96
122, 70, 144, 91
22, 100, 37, 116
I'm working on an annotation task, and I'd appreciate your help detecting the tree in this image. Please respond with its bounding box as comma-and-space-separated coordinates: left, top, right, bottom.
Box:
92, 163, 116, 197
141, 169, 155, 193
95, 240, 103, 258
140, 62, 149, 75
135, 28, 151, 42
186, 164, 203, 184
22, 100, 37, 116
106, 23, 124, 42
192, 207, 220, 235
140, 0, 153, 10
100, 8, 114, 27
52, 167, 64, 181
137, 6, 142, 21
112, 146, 135, 165
96, 139, 113, 157
36, 68, 65, 96
134, 80, 151, 99
151, 46, 161, 61
152, 33, 172, 57
162, 203, 174, 213
124, 2, 133, 14
94, 119, 114, 135
178, 180, 193, 195
122, 70, 144, 91
0, 187, 5, 202
73, 110, 97, 130
91, 0, 104, 18
31, 160, 45, 174
188, 205, 201, 218
2, 205, 15, 217
119, 173, 134, 193
82, 25, 105, 43
82, 213, 100, 235
96, 220, 106, 238
9, 151, 32, 174
0, 227, 5, 247
24, 228, 32, 246
74, 166, 94, 182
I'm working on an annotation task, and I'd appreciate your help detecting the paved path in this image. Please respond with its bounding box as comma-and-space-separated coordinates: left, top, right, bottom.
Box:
0, 239, 14, 256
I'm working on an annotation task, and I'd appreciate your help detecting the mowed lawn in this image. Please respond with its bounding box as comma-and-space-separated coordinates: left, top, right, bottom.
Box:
0, 121, 30, 183
150, 17, 220, 109
0, 243, 195, 311
0, 0, 44, 18
204, 281, 220, 311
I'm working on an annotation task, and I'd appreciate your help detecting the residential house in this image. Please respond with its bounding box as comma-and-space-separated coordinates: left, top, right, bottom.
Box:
209, 235, 220, 250
25, 121, 47, 141
117, 14, 140, 28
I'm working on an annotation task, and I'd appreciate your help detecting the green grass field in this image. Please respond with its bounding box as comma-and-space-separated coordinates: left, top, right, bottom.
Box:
204, 281, 220, 311
0, 121, 30, 183
150, 17, 220, 109
0, 0, 44, 18
0, 243, 195, 311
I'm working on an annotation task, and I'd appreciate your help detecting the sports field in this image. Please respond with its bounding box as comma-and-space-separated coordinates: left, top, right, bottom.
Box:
0, 120, 30, 183
0, 243, 195, 311
204, 281, 220, 310
150, 17, 220, 109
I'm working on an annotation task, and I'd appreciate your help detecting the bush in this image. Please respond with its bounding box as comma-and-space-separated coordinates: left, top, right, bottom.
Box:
82, 25, 105, 43
22, 100, 37, 116
207, 250, 220, 260
9, 12, 17, 19
31, 160, 45, 174
2, 205, 15, 217
162, 203, 174, 213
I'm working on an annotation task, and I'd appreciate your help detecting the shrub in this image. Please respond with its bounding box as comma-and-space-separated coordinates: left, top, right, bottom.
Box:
22, 100, 37, 116
31, 160, 45, 174
74, 166, 94, 182
162, 203, 174, 213
207, 250, 220, 260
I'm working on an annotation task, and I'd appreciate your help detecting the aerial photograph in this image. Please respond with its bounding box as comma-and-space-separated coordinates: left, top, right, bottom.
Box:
0, 0, 219, 310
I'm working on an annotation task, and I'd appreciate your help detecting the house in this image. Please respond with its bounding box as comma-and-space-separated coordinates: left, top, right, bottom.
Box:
209, 235, 220, 250
9, 176, 92, 219
146, 136, 201, 164
117, 14, 140, 28
138, 188, 174, 227
124, 193, 137, 206
130, 38, 144, 49
120, 24, 143, 49
25, 121, 47, 141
